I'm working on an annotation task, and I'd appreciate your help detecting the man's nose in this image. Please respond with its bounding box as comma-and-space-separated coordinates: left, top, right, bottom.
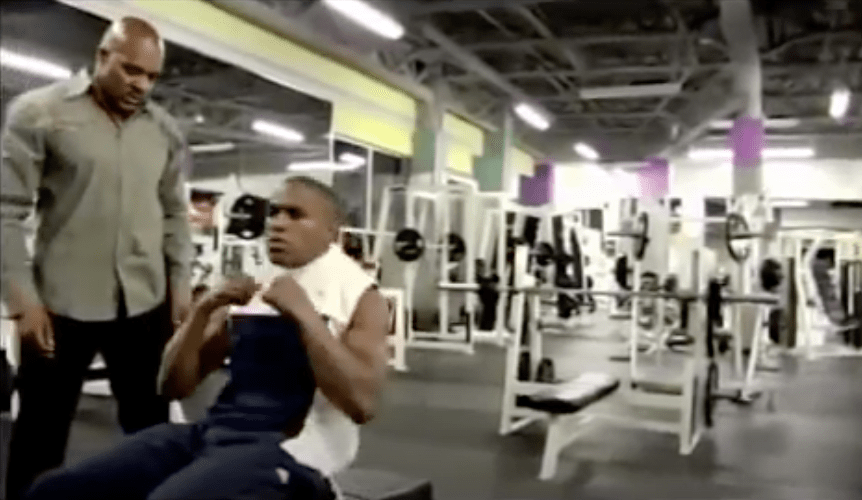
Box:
132, 76, 153, 95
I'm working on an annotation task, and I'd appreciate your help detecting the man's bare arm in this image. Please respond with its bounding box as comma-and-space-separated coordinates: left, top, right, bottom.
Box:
293, 288, 389, 424
157, 303, 230, 400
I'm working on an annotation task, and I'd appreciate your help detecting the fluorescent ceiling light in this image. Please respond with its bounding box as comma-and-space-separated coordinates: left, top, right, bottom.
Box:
190, 142, 235, 154
289, 160, 363, 172
252, 120, 305, 143
687, 147, 816, 160
829, 87, 851, 120
710, 118, 802, 130
0, 47, 72, 79
338, 152, 366, 167
579, 82, 682, 100
322, 0, 404, 40
514, 103, 550, 131
772, 199, 810, 208
574, 142, 600, 160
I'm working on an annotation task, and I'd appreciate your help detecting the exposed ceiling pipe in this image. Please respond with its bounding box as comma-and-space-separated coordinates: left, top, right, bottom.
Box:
421, 23, 553, 123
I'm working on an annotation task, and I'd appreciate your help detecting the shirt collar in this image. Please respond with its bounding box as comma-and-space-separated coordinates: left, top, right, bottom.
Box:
64, 69, 155, 115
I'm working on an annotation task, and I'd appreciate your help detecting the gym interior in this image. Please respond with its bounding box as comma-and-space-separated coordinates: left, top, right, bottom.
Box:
1, 1, 861, 499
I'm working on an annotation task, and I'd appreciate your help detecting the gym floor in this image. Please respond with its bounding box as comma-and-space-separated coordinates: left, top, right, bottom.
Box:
60, 321, 862, 500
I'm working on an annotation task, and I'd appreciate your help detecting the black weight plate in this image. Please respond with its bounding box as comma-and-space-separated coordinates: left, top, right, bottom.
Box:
634, 212, 649, 260
226, 194, 268, 240
534, 242, 555, 266
704, 362, 719, 428
393, 228, 425, 262
446, 233, 466, 263
725, 212, 752, 263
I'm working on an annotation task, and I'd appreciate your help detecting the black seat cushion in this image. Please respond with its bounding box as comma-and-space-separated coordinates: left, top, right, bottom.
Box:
335, 469, 433, 500
517, 372, 619, 414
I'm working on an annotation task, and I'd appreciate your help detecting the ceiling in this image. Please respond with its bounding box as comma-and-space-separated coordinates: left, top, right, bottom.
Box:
2, 0, 859, 165
249, 0, 862, 162
0, 0, 333, 169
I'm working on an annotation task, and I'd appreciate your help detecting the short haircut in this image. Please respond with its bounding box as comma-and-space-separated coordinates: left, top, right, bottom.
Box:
99, 17, 164, 53
284, 176, 346, 224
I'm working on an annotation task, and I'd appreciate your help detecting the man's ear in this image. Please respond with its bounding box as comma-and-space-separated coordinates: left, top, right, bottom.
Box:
95, 48, 110, 70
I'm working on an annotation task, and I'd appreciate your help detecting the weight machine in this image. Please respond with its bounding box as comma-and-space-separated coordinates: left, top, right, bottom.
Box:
797, 231, 862, 359
371, 184, 482, 353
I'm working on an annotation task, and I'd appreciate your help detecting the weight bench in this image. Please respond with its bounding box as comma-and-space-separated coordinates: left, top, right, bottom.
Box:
514, 372, 620, 480
335, 469, 433, 500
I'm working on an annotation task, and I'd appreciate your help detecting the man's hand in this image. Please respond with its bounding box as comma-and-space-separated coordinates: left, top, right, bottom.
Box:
171, 283, 192, 327
261, 275, 315, 319
201, 275, 260, 311
16, 303, 55, 358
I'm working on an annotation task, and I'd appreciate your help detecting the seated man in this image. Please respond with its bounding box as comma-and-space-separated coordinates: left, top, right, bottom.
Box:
25, 176, 390, 500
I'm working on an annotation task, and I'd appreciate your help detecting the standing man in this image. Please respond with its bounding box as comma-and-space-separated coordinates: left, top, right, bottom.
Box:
0, 17, 192, 500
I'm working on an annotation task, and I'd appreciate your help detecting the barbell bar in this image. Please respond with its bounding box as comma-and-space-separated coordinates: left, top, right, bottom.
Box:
724, 212, 862, 263
393, 228, 467, 263
437, 282, 778, 306
606, 212, 650, 260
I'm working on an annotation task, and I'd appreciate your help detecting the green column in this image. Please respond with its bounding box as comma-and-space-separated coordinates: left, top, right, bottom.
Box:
411, 99, 447, 186
474, 111, 513, 192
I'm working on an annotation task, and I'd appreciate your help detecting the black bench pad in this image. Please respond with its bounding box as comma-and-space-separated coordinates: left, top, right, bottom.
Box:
517, 372, 619, 414
335, 469, 433, 500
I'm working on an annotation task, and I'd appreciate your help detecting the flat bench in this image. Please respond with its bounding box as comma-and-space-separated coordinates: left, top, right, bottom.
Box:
517, 373, 620, 414
510, 372, 620, 480
335, 469, 433, 500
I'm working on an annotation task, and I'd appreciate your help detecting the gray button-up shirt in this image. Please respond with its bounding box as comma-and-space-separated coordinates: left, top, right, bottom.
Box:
1, 72, 192, 321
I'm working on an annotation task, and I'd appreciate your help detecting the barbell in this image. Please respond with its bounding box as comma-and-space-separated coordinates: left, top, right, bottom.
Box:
393, 228, 467, 263
606, 212, 650, 260
437, 282, 778, 306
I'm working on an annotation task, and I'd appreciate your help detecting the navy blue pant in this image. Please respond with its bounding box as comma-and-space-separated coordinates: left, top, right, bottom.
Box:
24, 422, 336, 500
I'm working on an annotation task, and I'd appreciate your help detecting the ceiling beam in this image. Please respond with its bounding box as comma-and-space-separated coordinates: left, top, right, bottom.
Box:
512, 6, 588, 73
420, 23, 552, 118
447, 61, 862, 83
410, 0, 565, 16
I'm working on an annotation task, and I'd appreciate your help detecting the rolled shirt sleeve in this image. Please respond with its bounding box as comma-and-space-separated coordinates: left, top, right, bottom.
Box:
1, 95, 45, 314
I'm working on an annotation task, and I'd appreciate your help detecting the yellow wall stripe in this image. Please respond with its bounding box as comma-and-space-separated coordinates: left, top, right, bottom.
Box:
511, 148, 535, 176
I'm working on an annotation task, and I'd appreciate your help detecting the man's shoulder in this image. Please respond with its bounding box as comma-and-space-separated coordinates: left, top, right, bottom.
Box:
146, 101, 185, 146
5, 81, 70, 122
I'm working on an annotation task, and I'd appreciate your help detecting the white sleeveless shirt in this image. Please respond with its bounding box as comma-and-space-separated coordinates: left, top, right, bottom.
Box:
231, 244, 375, 477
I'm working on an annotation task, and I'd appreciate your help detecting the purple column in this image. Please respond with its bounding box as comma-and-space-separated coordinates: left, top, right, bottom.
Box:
729, 116, 765, 169
636, 157, 669, 199
519, 163, 554, 206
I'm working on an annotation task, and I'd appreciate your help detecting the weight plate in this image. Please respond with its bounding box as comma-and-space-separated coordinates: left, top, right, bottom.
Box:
226, 194, 268, 240
446, 233, 466, 263
634, 212, 649, 260
534, 242, 555, 267
704, 362, 719, 428
725, 212, 752, 263
393, 228, 425, 262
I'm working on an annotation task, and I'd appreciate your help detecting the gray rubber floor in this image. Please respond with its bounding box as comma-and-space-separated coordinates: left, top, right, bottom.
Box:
10, 327, 862, 500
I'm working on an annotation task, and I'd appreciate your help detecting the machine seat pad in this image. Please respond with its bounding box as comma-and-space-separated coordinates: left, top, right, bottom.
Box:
335, 468, 434, 500
517, 372, 619, 414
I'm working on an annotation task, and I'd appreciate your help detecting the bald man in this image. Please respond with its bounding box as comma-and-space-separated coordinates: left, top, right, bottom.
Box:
1, 17, 192, 499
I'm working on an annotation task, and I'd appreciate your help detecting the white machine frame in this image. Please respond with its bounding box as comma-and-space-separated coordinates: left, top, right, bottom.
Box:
494, 246, 709, 480
797, 232, 862, 360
